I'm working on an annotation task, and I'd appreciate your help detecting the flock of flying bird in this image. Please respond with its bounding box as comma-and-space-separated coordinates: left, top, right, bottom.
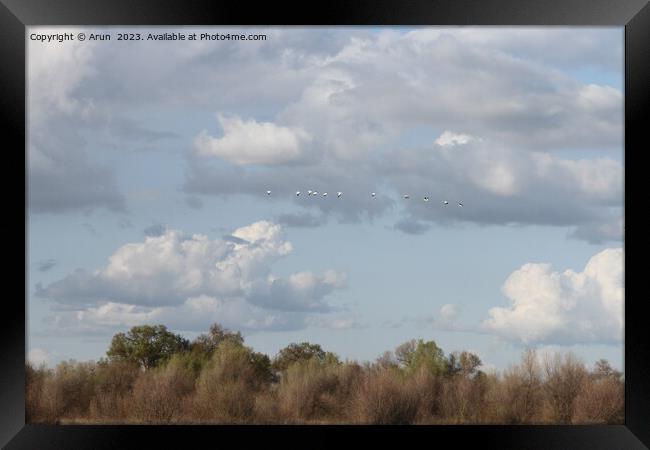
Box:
265, 190, 463, 207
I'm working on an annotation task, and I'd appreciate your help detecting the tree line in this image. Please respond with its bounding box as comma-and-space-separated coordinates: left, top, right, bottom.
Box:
26, 323, 624, 424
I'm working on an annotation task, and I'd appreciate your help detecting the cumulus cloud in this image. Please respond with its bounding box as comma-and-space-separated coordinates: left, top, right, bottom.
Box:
28, 29, 125, 214
67, 297, 308, 333
249, 270, 347, 312
179, 29, 622, 243
435, 131, 477, 147
482, 248, 623, 345
195, 114, 313, 165
428, 133, 622, 201
36, 221, 348, 332
275, 28, 622, 152
384, 133, 622, 242
28, 27, 622, 227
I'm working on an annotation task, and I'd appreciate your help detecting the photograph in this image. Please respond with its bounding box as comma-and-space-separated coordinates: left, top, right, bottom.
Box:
1, 0, 648, 448
25, 25, 624, 425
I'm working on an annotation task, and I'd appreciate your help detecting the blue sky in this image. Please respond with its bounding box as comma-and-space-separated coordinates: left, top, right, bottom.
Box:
27, 26, 624, 372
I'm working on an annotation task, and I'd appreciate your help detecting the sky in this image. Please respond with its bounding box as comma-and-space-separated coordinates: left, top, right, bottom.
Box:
26, 26, 624, 372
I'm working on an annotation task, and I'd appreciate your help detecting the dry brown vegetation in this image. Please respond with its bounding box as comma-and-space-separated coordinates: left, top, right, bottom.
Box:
26, 325, 624, 425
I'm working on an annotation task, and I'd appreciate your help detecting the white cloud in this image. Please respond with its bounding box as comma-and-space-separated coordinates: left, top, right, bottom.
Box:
27, 27, 622, 240
195, 114, 312, 165
577, 84, 622, 112
432, 135, 622, 200
482, 248, 623, 345
249, 270, 347, 312
37, 221, 348, 332
182, 29, 622, 242
70, 296, 307, 333
278, 28, 622, 152
434, 131, 476, 147
28, 28, 125, 213
28, 28, 98, 124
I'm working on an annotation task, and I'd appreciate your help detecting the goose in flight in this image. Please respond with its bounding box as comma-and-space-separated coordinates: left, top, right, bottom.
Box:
371, 192, 376, 197
458, 201, 463, 207
266, 190, 271, 195
423, 196, 429, 202
322, 192, 328, 197
308, 190, 313, 196
313, 191, 319, 196
443, 200, 449, 205
403, 194, 410, 199
296, 191, 300, 196
337, 192, 343, 197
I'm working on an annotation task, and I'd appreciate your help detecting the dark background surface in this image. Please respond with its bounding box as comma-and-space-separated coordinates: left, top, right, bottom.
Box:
0, 0, 648, 24
1, 0, 648, 448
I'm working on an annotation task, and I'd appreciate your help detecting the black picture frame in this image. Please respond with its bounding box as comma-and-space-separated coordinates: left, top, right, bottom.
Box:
2, 0, 647, 448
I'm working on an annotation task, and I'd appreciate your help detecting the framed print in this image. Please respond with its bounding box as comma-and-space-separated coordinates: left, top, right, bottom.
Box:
1, 0, 648, 448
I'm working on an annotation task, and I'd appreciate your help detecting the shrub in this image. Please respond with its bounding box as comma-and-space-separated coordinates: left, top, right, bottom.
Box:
272, 342, 339, 373
439, 373, 489, 423
501, 350, 543, 424
25, 327, 624, 425
408, 366, 443, 423
573, 376, 624, 424
276, 358, 358, 422
542, 353, 587, 424
130, 357, 194, 423
353, 367, 420, 424
25, 363, 50, 423
192, 341, 270, 423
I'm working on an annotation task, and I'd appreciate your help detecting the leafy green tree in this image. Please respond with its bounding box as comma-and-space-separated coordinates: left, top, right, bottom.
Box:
201, 340, 274, 388
394, 339, 447, 375
394, 339, 418, 366
272, 342, 340, 372
106, 325, 189, 370
250, 349, 274, 384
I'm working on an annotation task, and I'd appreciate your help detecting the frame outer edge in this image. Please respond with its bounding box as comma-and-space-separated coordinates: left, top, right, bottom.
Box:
0, 1, 27, 447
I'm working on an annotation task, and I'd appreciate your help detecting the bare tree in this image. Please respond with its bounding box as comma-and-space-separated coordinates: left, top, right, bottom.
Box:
543, 352, 587, 423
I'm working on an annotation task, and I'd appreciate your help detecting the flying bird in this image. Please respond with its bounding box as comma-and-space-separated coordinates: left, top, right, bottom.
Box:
296, 191, 300, 196
371, 192, 376, 197
322, 192, 328, 197
308, 190, 313, 196
266, 190, 271, 195
313, 191, 319, 196
423, 196, 429, 202
458, 201, 463, 207
403, 194, 410, 199
443, 200, 449, 205
337, 192, 343, 197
